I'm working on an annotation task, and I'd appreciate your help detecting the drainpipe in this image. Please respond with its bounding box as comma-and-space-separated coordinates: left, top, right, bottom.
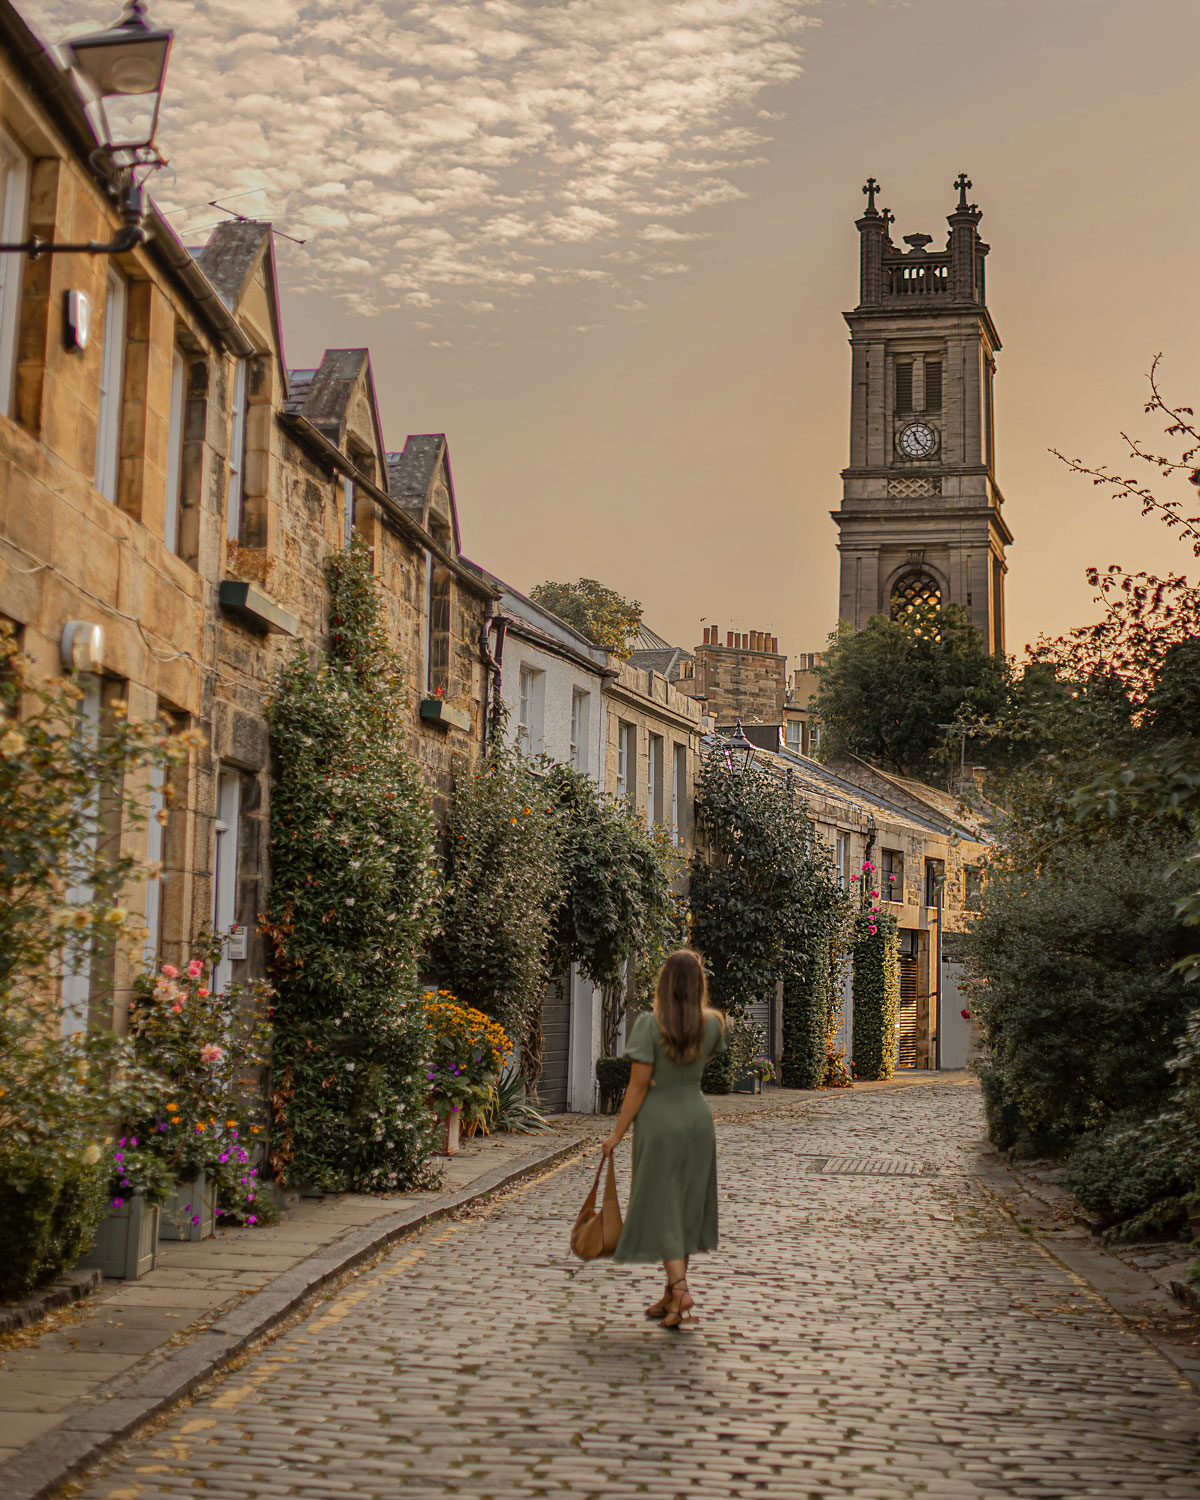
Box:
479, 612, 506, 757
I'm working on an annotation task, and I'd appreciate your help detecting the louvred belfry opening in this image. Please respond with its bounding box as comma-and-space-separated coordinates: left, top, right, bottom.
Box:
890, 571, 942, 623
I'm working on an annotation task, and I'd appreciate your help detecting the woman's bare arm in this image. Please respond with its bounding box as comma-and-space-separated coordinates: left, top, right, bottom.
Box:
600, 1061, 653, 1156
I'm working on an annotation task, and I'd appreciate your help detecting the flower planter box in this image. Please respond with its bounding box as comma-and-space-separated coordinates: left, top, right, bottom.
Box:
77, 1195, 160, 1280
159, 1172, 217, 1242
430, 1108, 461, 1156
419, 697, 471, 732
732, 1072, 762, 1095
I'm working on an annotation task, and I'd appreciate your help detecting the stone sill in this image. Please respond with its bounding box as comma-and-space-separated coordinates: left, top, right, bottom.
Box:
420, 697, 471, 732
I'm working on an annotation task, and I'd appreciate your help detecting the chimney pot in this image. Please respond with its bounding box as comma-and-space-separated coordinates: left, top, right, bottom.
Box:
726, 630, 734, 647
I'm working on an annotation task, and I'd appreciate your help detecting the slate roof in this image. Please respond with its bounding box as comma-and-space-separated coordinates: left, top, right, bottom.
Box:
624, 645, 695, 684
293, 349, 369, 442
194, 221, 271, 311
386, 435, 446, 508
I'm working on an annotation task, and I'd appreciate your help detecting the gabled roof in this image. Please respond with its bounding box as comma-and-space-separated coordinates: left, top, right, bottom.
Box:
283, 348, 388, 483
386, 435, 462, 557
626, 645, 695, 683
193, 220, 286, 375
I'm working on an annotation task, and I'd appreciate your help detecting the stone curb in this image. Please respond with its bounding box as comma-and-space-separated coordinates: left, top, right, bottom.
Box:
0, 1133, 586, 1500
974, 1159, 1200, 1393
0, 1268, 103, 1337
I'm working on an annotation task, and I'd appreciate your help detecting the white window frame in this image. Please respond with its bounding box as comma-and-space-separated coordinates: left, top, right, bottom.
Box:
517, 665, 544, 755
226, 357, 248, 540
835, 832, 849, 890
61, 677, 102, 1035
211, 768, 242, 995
343, 475, 355, 546
617, 721, 636, 805
94, 270, 126, 502
672, 743, 686, 847
0, 129, 28, 418
143, 761, 165, 968
647, 733, 664, 828
785, 720, 803, 754
570, 689, 589, 773
163, 349, 185, 553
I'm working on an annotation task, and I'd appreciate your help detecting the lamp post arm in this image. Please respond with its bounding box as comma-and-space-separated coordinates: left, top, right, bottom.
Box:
0, 176, 148, 258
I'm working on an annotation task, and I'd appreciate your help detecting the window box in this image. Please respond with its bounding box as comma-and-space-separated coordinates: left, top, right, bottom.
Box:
420, 697, 471, 732
76, 1194, 160, 1280
218, 580, 299, 636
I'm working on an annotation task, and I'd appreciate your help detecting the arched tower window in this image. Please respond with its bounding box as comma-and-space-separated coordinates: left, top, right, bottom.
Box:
890, 571, 942, 629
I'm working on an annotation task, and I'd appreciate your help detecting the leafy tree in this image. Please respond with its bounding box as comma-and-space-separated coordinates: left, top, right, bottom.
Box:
528, 577, 643, 656
544, 762, 682, 1057
430, 740, 561, 1074
265, 538, 440, 1192
689, 750, 849, 1091
813, 603, 1008, 777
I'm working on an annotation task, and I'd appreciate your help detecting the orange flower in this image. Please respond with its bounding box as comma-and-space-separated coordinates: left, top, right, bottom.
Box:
166, 1102, 179, 1113
522, 807, 531, 815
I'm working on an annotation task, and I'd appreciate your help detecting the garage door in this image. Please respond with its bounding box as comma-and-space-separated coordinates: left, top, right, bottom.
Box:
536, 973, 571, 1113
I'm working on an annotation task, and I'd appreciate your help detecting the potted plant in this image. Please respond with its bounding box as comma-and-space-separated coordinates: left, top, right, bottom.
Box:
728, 1015, 771, 1094
422, 990, 512, 1153
79, 1139, 177, 1279
130, 946, 273, 1237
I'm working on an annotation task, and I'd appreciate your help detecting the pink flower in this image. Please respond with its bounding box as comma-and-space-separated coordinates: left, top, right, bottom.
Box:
850, 873, 861, 882
961, 1008, 971, 1021
197, 988, 210, 998
171, 1000, 184, 1013
870, 890, 879, 898
247, 1215, 257, 1225
199, 1042, 223, 1064
888, 874, 896, 883
187, 959, 204, 979
867, 925, 877, 935
161, 964, 179, 979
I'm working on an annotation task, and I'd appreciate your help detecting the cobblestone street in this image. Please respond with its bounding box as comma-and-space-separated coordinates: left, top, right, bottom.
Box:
76, 1081, 1200, 1499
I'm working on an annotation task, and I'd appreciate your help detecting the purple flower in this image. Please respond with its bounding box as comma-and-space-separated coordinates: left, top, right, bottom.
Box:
119, 1137, 126, 1148
131, 1137, 138, 1147
191, 1214, 201, 1225
451, 1104, 460, 1112
113, 1152, 123, 1163
112, 1196, 124, 1208
247, 1215, 257, 1225
426, 1069, 436, 1079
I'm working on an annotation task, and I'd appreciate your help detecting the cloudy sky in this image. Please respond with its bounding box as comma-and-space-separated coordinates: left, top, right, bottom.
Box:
30, 0, 1200, 661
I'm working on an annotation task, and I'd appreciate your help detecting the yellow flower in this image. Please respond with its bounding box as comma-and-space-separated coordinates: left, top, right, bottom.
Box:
105, 907, 129, 925
0, 727, 24, 756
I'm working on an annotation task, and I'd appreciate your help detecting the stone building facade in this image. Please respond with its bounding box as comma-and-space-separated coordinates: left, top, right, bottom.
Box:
832, 174, 1012, 654
0, 2, 498, 1028
692, 626, 786, 733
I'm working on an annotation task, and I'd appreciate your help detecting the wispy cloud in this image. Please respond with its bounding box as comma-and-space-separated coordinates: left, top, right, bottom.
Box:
26, 0, 813, 317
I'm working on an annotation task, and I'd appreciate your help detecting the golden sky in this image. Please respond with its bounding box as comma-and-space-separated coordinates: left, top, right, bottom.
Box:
32, 0, 1200, 666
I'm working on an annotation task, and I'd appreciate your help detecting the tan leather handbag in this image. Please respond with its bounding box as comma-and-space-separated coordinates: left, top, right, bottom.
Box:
570, 1153, 623, 1260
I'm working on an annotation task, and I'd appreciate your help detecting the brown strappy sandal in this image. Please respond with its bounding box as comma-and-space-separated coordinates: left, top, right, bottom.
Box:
660, 1277, 697, 1331
644, 1284, 672, 1320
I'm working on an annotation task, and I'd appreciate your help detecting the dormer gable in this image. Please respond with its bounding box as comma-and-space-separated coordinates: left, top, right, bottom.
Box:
286, 348, 387, 486
386, 435, 461, 558
194, 221, 286, 373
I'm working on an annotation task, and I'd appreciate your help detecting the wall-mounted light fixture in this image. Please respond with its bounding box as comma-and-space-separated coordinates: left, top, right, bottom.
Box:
0, 2, 173, 259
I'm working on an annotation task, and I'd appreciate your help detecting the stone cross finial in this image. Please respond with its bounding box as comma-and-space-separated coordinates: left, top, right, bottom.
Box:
882, 207, 895, 228
862, 177, 881, 213
954, 172, 972, 210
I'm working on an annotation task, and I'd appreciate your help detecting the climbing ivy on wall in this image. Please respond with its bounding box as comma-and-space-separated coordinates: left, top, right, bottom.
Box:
264, 538, 440, 1192
851, 892, 900, 1082
690, 750, 849, 1092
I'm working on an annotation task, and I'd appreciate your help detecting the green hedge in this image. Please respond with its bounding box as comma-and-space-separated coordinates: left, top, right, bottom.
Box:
781, 929, 830, 1090
851, 908, 899, 1081
595, 1055, 631, 1113
0, 1156, 108, 1300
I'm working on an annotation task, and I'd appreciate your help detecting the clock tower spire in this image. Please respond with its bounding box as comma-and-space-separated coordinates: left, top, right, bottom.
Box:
832, 174, 1011, 654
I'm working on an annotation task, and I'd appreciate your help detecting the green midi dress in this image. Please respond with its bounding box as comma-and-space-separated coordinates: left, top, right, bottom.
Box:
612, 1010, 728, 1264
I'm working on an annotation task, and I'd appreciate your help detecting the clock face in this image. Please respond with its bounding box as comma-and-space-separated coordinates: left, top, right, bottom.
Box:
898, 422, 937, 459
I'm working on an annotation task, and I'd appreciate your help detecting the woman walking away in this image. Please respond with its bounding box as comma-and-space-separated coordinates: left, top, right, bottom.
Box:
601, 949, 727, 1330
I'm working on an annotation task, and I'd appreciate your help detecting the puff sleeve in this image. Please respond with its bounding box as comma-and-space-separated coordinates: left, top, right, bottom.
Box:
623, 1011, 657, 1065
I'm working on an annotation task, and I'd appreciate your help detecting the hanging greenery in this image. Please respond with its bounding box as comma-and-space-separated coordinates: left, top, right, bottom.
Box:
264, 538, 440, 1192
851, 871, 900, 1081
429, 739, 561, 1073
544, 762, 683, 1057
690, 750, 849, 1092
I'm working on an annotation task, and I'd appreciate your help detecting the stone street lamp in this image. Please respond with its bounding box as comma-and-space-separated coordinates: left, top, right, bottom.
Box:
0, 1, 173, 257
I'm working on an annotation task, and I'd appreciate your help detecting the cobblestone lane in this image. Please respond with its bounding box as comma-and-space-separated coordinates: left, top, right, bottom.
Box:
80, 1083, 1200, 1500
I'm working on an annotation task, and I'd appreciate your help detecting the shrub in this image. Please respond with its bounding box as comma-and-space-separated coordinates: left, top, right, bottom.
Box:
0, 1155, 108, 1300
851, 899, 899, 1081
265, 538, 440, 1192
432, 741, 560, 1074
1066, 1118, 1186, 1238
963, 820, 1193, 1151
595, 1055, 631, 1114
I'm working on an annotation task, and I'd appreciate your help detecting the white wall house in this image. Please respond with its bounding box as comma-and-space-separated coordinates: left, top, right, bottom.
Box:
484, 578, 613, 1112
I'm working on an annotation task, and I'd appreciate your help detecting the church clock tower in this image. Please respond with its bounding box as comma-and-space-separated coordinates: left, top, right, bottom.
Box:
832, 174, 1011, 654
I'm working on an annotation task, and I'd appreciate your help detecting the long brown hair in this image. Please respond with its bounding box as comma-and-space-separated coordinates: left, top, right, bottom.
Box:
653, 949, 722, 1063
